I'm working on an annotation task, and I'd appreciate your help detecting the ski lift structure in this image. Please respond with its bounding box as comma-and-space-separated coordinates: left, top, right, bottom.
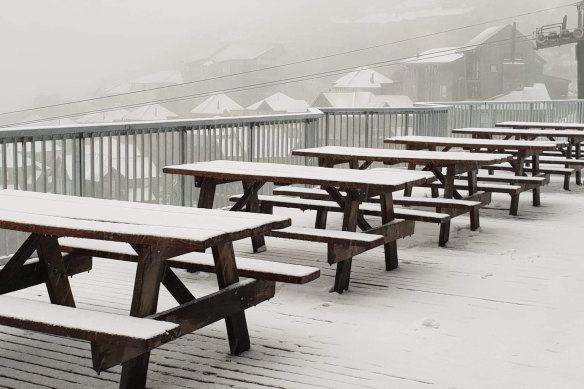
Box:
534, 1, 584, 49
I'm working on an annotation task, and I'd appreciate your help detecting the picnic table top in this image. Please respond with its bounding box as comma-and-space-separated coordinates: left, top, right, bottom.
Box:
0, 190, 290, 250
496, 121, 584, 130
292, 146, 513, 165
452, 127, 584, 138
163, 160, 434, 192
385, 135, 562, 151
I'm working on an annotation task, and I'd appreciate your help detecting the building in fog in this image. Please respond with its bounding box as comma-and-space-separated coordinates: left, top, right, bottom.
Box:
311, 91, 413, 108
191, 94, 243, 117
401, 24, 560, 101
247, 92, 309, 114
330, 67, 396, 94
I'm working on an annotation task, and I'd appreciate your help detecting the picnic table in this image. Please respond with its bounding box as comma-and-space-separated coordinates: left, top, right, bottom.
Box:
163, 160, 434, 292
452, 128, 584, 185
385, 135, 561, 207
292, 145, 510, 202
0, 189, 298, 388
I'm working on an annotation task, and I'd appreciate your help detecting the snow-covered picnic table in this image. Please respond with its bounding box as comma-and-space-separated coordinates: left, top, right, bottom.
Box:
385, 135, 565, 212
163, 160, 435, 293
454, 127, 584, 186
0, 189, 304, 388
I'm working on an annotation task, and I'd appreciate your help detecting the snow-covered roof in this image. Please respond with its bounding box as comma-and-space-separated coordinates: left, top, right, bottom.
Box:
491, 83, 550, 102
206, 43, 278, 63
78, 109, 130, 124
124, 104, 179, 121
191, 94, 243, 115
130, 70, 183, 85
332, 67, 393, 89
405, 47, 464, 64
13, 114, 77, 127
465, 25, 507, 51
312, 92, 412, 108
247, 92, 309, 113
104, 82, 131, 95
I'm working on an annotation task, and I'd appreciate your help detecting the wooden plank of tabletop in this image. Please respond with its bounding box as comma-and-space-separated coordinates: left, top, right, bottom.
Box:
163, 160, 434, 192
0, 190, 290, 250
452, 128, 584, 138
385, 135, 562, 151
292, 146, 513, 165
496, 121, 584, 130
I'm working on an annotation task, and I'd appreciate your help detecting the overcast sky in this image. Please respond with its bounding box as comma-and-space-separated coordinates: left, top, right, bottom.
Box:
0, 0, 571, 112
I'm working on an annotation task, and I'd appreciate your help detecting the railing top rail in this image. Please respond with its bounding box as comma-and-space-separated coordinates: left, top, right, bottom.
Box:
0, 109, 324, 139
421, 99, 584, 105
317, 105, 450, 113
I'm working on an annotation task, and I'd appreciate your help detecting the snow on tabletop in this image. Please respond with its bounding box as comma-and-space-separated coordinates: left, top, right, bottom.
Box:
292, 146, 512, 163
0, 190, 288, 241
0, 295, 178, 340
453, 128, 584, 137
164, 160, 434, 188
0, 189, 287, 225
386, 135, 560, 149
497, 121, 584, 128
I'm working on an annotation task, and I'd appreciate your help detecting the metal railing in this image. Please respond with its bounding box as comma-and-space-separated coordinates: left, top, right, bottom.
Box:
0, 106, 452, 256
428, 99, 584, 130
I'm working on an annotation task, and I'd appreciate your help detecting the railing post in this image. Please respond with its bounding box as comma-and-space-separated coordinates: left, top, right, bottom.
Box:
248, 122, 256, 162
180, 127, 187, 207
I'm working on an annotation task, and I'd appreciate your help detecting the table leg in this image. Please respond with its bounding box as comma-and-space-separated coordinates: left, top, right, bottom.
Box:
443, 166, 456, 200
380, 192, 399, 271
466, 170, 480, 230
197, 178, 217, 209
334, 194, 359, 293
37, 236, 75, 307
120, 244, 167, 388
565, 140, 574, 190
532, 154, 541, 206
212, 242, 251, 354
243, 181, 267, 253
404, 163, 416, 197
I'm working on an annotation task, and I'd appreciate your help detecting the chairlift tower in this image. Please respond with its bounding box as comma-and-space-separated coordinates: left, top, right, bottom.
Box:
534, 1, 584, 98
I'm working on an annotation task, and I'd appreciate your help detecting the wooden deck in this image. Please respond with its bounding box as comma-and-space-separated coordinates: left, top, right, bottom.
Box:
2, 177, 584, 388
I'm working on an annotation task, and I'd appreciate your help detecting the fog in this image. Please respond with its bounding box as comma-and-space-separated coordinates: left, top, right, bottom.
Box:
0, 0, 573, 120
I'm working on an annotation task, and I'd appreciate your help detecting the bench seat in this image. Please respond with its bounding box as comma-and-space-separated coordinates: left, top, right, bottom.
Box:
465, 174, 550, 186
230, 194, 450, 247
272, 185, 482, 209
538, 156, 584, 166
0, 295, 180, 372
59, 237, 320, 284
424, 180, 523, 195
486, 163, 574, 190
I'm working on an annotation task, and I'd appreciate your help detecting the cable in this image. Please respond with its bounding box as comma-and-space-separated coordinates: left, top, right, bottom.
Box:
0, 2, 573, 117
3, 35, 536, 128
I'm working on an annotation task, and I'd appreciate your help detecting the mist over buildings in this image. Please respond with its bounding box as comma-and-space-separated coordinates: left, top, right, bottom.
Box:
0, 0, 575, 126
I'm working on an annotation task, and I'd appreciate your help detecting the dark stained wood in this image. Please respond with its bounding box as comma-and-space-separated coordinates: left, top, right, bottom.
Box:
466, 170, 480, 230
531, 154, 541, 206
37, 236, 75, 308
162, 267, 196, 305
242, 181, 267, 253
385, 136, 562, 151
120, 243, 167, 389
197, 178, 217, 209
379, 192, 398, 271
0, 254, 92, 295
230, 181, 265, 212
149, 279, 275, 335
334, 192, 359, 293
61, 246, 320, 285
315, 210, 328, 229
212, 242, 250, 355
0, 234, 41, 292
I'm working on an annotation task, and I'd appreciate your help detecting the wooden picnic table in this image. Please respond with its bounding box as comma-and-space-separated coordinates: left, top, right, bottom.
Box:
496, 121, 584, 130
452, 128, 584, 184
292, 145, 510, 202
163, 160, 434, 292
385, 136, 561, 207
0, 189, 291, 388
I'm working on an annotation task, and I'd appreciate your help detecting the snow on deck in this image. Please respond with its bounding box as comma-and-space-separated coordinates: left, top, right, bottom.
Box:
2, 177, 584, 388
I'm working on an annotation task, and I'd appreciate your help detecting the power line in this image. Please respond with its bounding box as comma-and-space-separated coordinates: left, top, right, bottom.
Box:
0, 2, 573, 117
3, 35, 536, 128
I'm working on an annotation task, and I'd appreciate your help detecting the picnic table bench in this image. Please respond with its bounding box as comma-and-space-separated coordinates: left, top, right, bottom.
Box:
385, 136, 561, 214
163, 160, 434, 293
0, 189, 319, 388
292, 146, 508, 228
453, 127, 584, 187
